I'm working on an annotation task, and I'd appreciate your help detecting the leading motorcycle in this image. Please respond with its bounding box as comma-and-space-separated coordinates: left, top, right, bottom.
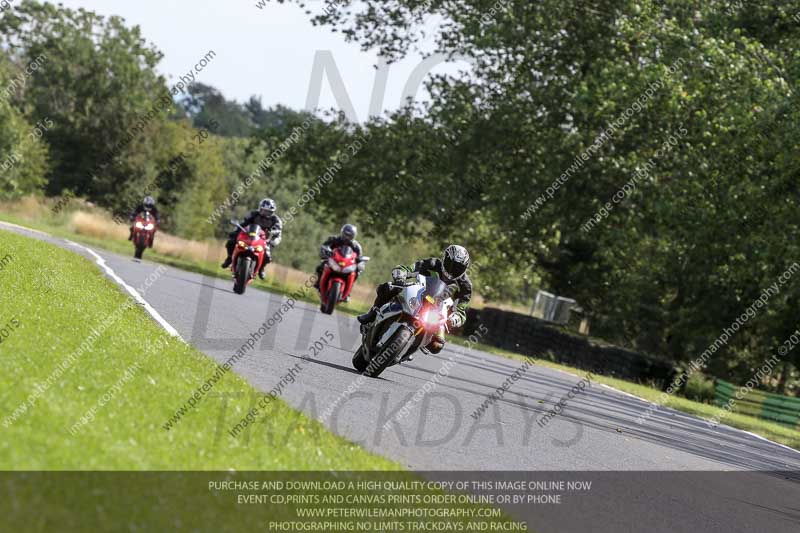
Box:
353, 273, 453, 378
318, 244, 369, 314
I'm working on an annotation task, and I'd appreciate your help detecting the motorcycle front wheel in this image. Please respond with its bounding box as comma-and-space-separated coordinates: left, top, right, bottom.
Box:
363, 327, 413, 378
352, 345, 369, 373
233, 257, 252, 295
321, 282, 341, 315
134, 235, 146, 259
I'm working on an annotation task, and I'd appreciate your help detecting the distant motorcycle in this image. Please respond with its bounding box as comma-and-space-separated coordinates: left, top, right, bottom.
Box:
318, 244, 369, 314
132, 212, 157, 260
353, 273, 453, 378
230, 220, 269, 295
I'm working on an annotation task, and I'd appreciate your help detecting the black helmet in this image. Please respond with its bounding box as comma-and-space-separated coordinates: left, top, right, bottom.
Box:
341, 223, 357, 241
143, 196, 155, 209
259, 198, 276, 216
442, 245, 470, 280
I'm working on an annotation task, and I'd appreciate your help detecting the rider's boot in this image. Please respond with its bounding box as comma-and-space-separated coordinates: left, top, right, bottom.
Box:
313, 263, 323, 290
357, 307, 377, 325
357, 307, 378, 334
222, 238, 236, 269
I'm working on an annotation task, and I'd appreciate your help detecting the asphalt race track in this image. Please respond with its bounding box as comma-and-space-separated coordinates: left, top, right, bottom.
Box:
5, 223, 800, 533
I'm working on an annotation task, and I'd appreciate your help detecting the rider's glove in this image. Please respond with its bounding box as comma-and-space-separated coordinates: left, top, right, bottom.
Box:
448, 314, 464, 329
391, 268, 405, 283
320, 245, 331, 258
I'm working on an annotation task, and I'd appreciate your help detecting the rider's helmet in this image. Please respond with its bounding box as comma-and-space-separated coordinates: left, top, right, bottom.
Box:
442, 245, 470, 281
143, 196, 155, 211
341, 223, 357, 241
259, 198, 277, 217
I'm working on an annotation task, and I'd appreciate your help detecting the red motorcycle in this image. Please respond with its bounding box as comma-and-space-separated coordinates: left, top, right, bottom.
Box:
132, 211, 157, 260
319, 244, 369, 314
230, 220, 269, 295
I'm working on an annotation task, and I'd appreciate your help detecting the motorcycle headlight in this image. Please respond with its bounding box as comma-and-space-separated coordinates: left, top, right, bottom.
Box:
422, 309, 443, 328
341, 265, 357, 274
237, 240, 247, 248
407, 297, 420, 311
144, 223, 155, 231
327, 257, 341, 272
135, 222, 144, 229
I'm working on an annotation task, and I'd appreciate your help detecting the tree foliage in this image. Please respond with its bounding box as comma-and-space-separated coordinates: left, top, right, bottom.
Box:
0, 0, 168, 203
0, 55, 49, 199
269, 0, 800, 384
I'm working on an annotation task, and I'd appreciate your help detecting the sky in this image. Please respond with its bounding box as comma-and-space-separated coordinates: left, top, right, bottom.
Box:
57, 0, 466, 122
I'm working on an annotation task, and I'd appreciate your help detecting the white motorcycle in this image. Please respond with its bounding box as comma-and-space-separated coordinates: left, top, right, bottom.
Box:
353, 273, 454, 378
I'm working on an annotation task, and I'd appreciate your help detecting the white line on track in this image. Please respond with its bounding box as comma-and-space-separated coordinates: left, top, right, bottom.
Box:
64, 239, 185, 342
734, 428, 800, 456
0, 222, 185, 343
600, 383, 651, 403
550, 363, 800, 455
0, 220, 52, 237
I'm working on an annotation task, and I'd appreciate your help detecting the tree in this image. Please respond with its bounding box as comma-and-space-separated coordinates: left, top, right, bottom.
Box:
178, 83, 254, 137
0, 0, 169, 203
0, 54, 49, 199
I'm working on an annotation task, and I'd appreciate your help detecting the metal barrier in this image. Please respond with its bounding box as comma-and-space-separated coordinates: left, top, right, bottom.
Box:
714, 379, 800, 428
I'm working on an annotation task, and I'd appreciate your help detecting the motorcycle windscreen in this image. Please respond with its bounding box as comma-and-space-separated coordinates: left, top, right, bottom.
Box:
246, 223, 263, 238
422, 275, 449, 303
337, 245, 354, 258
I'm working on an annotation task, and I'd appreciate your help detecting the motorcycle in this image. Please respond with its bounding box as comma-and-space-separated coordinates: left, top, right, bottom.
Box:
132, 211, 157, 260
318, 244, 370, 314
230, 220, 269, 295
353, 273, 453, 378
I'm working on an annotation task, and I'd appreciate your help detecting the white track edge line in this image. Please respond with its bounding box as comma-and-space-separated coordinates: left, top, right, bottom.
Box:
0, 220, 51, 236
63, 239, 185, 342
556, 365, 800, 456
0, 221, 186, 344
1, 221, 184, 341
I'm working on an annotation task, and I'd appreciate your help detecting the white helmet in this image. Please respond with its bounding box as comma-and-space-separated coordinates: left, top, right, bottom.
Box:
442, 245, 470, 280
259, 198, 276, 216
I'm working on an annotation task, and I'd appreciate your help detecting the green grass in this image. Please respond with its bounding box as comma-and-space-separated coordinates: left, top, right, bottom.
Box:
473, 343, 800, 451
0, 229, 396, 470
